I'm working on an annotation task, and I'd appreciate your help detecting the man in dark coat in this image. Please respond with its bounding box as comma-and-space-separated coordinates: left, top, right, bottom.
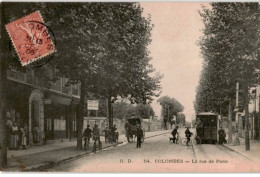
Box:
136, 125, 143, 148
83, 125, 92, 149
171, 126, 179, 143
218, 128, 226, 144
185, 127, 193, 146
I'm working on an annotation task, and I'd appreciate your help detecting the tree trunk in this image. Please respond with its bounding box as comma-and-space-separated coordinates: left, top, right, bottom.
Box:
258, 111, 260, 141
77, 80, 86, 149
228, 97, 233, 144
107, 96, 113, 129
244, 88, 250, 151
0, 3, 8, 168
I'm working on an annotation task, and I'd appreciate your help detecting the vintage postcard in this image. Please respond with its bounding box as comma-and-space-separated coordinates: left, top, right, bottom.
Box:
0, 1, 260, 173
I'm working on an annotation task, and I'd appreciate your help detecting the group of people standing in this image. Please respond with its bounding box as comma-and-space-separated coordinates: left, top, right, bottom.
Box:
6, 120, 28, 150
83, 124, 102, 149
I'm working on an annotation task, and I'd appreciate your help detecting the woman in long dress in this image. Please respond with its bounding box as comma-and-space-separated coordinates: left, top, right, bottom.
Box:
20, 125, 27, 149
12, 123, 19, 150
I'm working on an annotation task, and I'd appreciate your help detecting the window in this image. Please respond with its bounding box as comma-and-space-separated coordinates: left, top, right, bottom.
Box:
72, 84, 79, 96
62, 78, 72, 94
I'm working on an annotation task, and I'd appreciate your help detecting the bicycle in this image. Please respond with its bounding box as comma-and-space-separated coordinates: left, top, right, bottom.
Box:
181, 134, 201, 146
169, 133, 181, 144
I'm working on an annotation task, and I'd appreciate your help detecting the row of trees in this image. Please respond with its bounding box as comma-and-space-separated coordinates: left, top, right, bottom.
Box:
113, 101, 155, 119
177, 113, 186, 126
0, 2, 162, 167
195, 3, 260, 151
86, 99, 155, 119
157, 96, 184, 123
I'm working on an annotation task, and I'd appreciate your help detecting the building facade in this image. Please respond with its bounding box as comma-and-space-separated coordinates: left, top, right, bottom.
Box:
236, 85, 260, 140
6, 68, 80, 145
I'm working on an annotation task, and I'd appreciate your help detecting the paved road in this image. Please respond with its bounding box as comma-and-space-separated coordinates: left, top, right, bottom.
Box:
44, 128, 196, 172
41, 128, 260, 172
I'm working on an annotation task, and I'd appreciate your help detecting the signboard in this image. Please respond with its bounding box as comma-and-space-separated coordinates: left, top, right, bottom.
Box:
87, 100, 99, 110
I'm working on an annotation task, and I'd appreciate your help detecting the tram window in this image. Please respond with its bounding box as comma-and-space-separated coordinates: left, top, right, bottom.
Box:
197, 115, 217, 127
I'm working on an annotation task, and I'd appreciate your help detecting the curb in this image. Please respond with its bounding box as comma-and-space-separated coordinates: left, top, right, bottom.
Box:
222, 144, 253, 162
192, 142, 253, 162
22, 131, 170, 171
25, 141, 125, 171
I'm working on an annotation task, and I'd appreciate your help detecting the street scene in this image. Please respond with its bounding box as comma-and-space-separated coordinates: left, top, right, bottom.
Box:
0, 2, 260, 173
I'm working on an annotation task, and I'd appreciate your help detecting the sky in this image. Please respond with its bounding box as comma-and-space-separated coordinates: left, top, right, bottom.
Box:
141, 2, 208, 122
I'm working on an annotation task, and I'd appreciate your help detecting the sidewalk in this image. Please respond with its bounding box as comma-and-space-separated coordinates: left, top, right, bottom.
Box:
223, 137, 260, 162
4, 130, 170, 172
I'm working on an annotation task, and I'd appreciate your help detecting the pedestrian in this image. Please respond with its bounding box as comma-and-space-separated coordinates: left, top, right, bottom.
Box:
185, 127, 193, 146
103, 126, 109, 143
136, 125, 143, 148
170, 119, 174, 129
19, 125, 27, 149
164, 118, 167, 130
6, 118, 13, 149
111, 124, 118, 142
12, 123, 19, 150
93, 124, 102, 149
125, 122, 130, 142
218, 128, 226, 144
33, 125, 40, 144
83, 125, 92, 149
23, 124, 29, 146
171, 126, 179, 143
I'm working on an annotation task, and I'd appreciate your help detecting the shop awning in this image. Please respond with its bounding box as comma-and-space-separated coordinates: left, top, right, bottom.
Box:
50, 94, 79, 106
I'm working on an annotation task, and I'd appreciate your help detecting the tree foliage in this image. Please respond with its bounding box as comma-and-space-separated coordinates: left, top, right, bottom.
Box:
195, 3, 260, 115
177, 113, 186, 125
157, 96, 184, 121
196, 3, 260, 150
112, 101, 154, 120
1, 2, 162, 151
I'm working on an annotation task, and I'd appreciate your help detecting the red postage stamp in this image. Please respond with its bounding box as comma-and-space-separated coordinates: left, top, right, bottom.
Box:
6, 11, 55, 66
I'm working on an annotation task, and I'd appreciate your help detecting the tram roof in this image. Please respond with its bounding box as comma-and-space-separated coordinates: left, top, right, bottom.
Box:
196, 112, 217, 116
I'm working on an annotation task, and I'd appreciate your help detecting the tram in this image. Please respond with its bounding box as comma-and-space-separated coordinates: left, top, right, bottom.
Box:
195, 112, 220, 144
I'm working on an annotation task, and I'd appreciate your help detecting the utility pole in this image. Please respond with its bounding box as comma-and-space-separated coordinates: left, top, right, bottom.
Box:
233, 82, 240, 146
244, 80, 250, 151
228, 97, 233, 144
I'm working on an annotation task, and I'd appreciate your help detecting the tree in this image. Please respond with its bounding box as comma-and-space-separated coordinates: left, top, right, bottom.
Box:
157, 96, 184, 121
112, 101, 133, 119
112, 101, 155, 120
177, 113, 186, 126
135, 104, 154, 119
197, 3, 260, 150
46, 3, 162, 148
92, 3, 162, 129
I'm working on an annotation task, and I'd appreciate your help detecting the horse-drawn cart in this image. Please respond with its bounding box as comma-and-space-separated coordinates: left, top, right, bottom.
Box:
125, 117, 145, 142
